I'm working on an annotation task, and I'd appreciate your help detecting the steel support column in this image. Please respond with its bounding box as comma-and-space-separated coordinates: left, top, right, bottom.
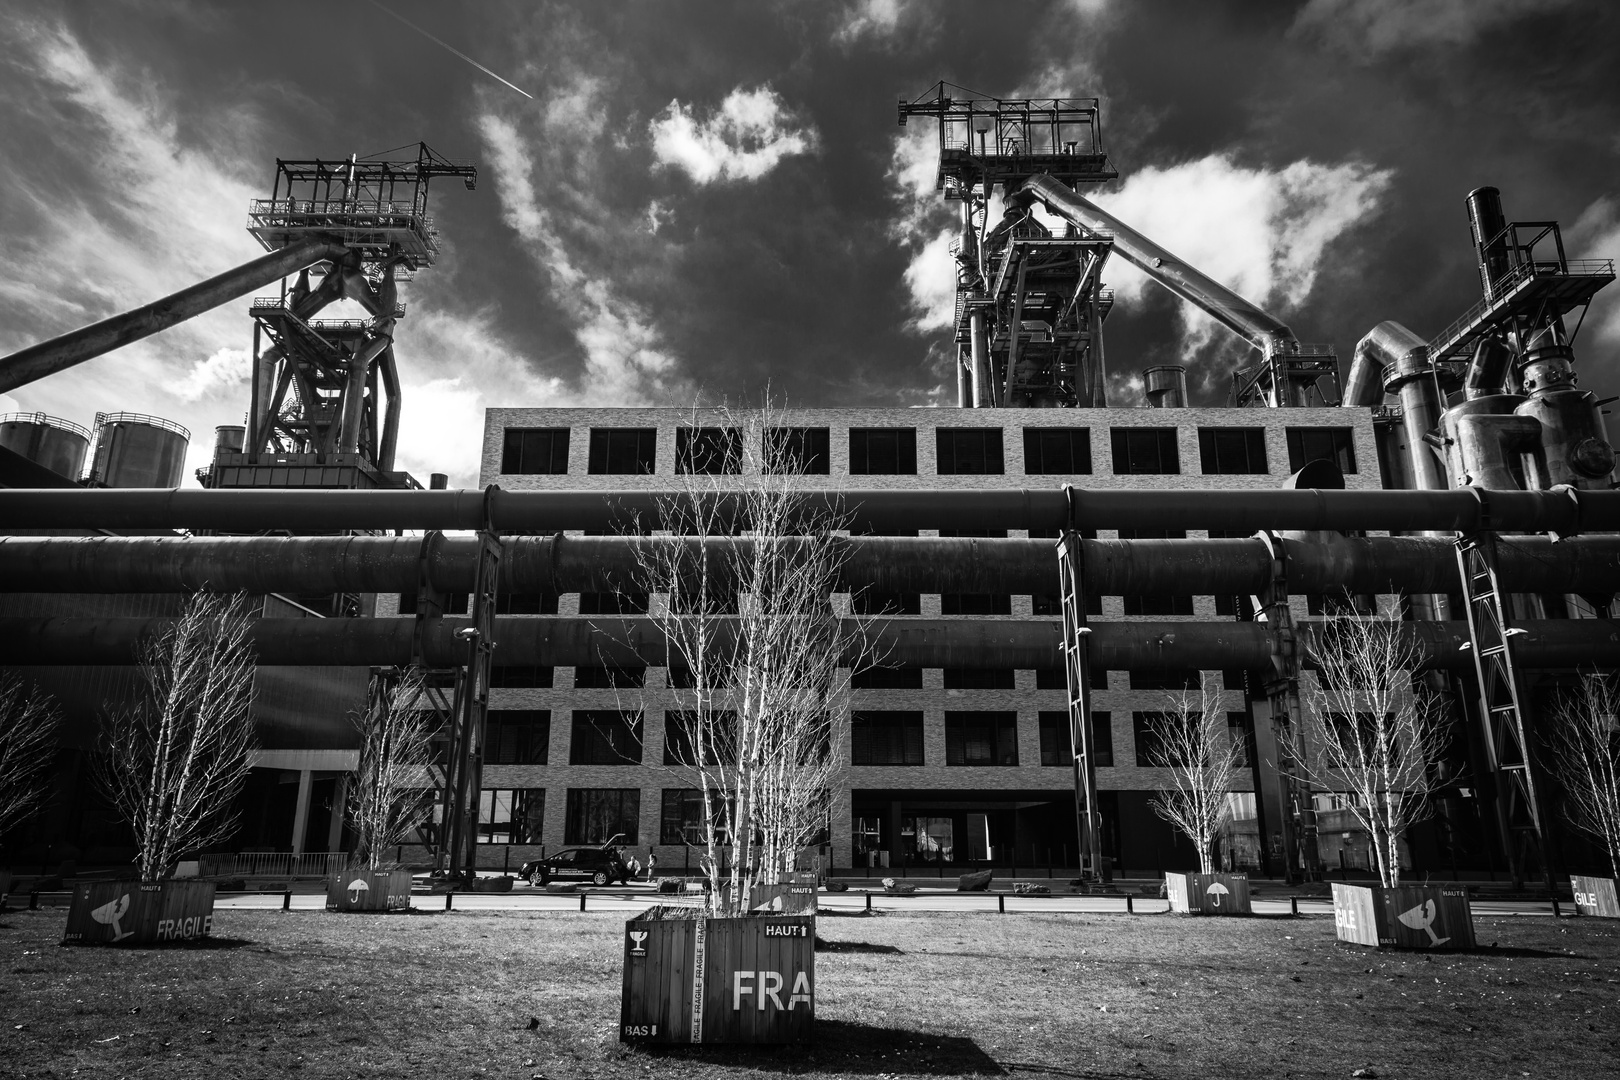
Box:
1058, 531, 1104, 880
438, 524, 500, 880
1256, 532, 1322, 884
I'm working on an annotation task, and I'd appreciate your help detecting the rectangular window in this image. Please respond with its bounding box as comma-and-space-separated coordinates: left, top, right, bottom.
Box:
1037, 711, 1113, 767
662, 710, 737, 766
1133, 711, 1196, 767
851, 711, 925, 765
573, 666, 646, 689
1198, 427, 1268, 475
1035, 667, 1107, 690
945, 711, 1019, 766
1110, 427, 1180, 474
1286, 426, 1357, 474
497, 591, 559, 615
660, 788, 712, 846
576, 591, 649, 615
478, 788, 544, 844
1227, 711, 1253, 768
1032, 591, 1101, 616
565, 788, 640, 845
848, 428, 917, 475
587, 428, 657, 474
765, 427, 831, 475
851, 666, 924, 689
500, 428, 569, 475
569, 711, 644, 765
1023, 428, 1092, 475
939, 593, 1012, 616
936, 427, 1004, 475
1222, 669, 1249, 692
1129, 669, 1203, 691
485, 710, 549, 765
851, 590, 920, 616
489, 664, 553, 688
942, 668, 1015, 690
675, 426, 741, 475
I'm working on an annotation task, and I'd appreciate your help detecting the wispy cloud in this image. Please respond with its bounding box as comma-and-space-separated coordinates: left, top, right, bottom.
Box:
649, 86, 817, 185
1290, 0, 1577, 56
1078, 154, 1394, 359
886, 123, 957, 331
1568, 195, 1620, 354
833, 0, 909, 43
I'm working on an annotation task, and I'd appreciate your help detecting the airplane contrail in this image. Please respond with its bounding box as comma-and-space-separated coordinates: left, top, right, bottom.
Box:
367, 0, 534, 100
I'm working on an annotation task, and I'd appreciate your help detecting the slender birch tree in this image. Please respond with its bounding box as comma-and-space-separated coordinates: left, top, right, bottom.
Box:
0, 674, 61, 841
348, 667, 438, 871
94, 592, 259, 881
630, 405, 865, 915
1300, 613, 1448, 887
1144, 676, 1242, 875
1542, 671, 1620, 878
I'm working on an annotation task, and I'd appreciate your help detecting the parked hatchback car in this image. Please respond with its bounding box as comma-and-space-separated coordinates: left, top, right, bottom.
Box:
520, 847, 630, 887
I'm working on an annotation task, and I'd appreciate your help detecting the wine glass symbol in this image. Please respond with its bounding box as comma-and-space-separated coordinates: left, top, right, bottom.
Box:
90, 893, 133, 942
1396, 899, 1450, 947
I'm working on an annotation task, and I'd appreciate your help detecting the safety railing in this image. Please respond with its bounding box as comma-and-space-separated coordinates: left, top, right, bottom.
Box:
200, 851, 349, 878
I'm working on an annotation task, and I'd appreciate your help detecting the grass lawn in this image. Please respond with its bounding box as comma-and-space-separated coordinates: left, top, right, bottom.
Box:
3, 905, 1617, 1079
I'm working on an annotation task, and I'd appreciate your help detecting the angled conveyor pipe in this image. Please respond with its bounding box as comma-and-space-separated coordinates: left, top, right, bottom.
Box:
2, 485, 1618, 535
1017, 174, 1297, 357
4, 616, 1617, 671
0, 238, 350, 392
3, 533, 1620, 598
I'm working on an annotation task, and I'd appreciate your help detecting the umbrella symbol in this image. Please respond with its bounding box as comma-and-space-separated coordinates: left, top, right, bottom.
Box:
1397, 899, 1450, 947
1206, 882, 1229, 909
346, 878, 371, 905
90, 893, 133, 941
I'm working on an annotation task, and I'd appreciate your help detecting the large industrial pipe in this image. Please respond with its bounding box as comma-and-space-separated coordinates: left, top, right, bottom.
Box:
5, 533, 1620, 599
4, 485, 1619, 536
1017, 175, 1297, 357
1465, 186, 1511, 297
5, 615, 1616, 671
0, 239, 349, 393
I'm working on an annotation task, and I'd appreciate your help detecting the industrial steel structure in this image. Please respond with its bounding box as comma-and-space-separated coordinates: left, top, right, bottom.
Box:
1, 93, 1617, 890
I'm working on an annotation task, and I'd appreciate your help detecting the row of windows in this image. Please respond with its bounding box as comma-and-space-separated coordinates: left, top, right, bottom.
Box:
481, 708, 1253, 769
486, 667, 1241, 693
500, 425, 1360, 477
478, 786, 824, 848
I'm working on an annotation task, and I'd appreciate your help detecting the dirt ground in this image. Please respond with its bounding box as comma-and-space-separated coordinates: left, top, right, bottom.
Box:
3, 905, 1616, 1079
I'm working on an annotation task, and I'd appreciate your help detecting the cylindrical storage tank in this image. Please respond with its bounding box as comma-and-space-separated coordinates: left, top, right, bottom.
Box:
1466, 186, 1510, 297
1438, 396, 1535, 490
1143, 365, 1188, 408
214, 425, 245, 456
0, 412, 92, 480
87, 412, 190, 488
1516, 389, 1617, 490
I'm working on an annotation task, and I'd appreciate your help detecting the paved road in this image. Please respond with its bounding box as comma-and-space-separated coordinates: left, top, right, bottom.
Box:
212, 886, 1562, 918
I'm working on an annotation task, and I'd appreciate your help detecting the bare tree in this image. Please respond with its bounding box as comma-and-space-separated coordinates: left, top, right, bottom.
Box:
1542, 671, 1620, 879
630, 404, 864, 915
348, 667, 438, 872
0, 674, 61, 840
94, 592, 259, 882
1300, 613, 1448, 887
1144, 677, 1242, 875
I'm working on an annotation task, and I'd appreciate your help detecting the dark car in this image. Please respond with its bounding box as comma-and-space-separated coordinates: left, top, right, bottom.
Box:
520, 847, 630, 887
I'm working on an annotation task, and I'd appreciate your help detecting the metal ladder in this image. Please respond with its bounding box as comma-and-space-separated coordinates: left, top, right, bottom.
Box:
1454, 530, 1546, 887
1058, 531, 1104, 880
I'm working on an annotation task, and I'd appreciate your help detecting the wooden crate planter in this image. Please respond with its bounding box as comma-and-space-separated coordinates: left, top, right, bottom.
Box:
1571, 875, 1620, 917
1165, 872, 1251, 915
620, 906, 814, 1044
1332, 883, 1476, 950
63, 881, 216, 946
325, 869, 414, 913
749, 882, 818, 914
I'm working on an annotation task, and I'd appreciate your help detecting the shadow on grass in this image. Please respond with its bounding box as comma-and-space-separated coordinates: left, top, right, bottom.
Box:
815, 936, 902, 955
1476, 944, 1582, 959
643, 1020, 1003, 1074
58, 936, 258, 951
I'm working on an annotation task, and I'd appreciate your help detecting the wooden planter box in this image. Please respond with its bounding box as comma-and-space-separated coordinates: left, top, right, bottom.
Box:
325, 869, 414, 913
748, 882, 818, 914
1571, 875, 1620, 917
1332, 882, 1476, 950
620, 906, 814, 1044
1165, 872, 1251, 915
63, 880, 216, 946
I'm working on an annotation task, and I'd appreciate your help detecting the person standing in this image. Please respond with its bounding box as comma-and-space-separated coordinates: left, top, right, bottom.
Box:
646, 850, 657, 882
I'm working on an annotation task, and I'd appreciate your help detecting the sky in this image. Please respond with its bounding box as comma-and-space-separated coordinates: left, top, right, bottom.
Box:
2, 0, 1618, 488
